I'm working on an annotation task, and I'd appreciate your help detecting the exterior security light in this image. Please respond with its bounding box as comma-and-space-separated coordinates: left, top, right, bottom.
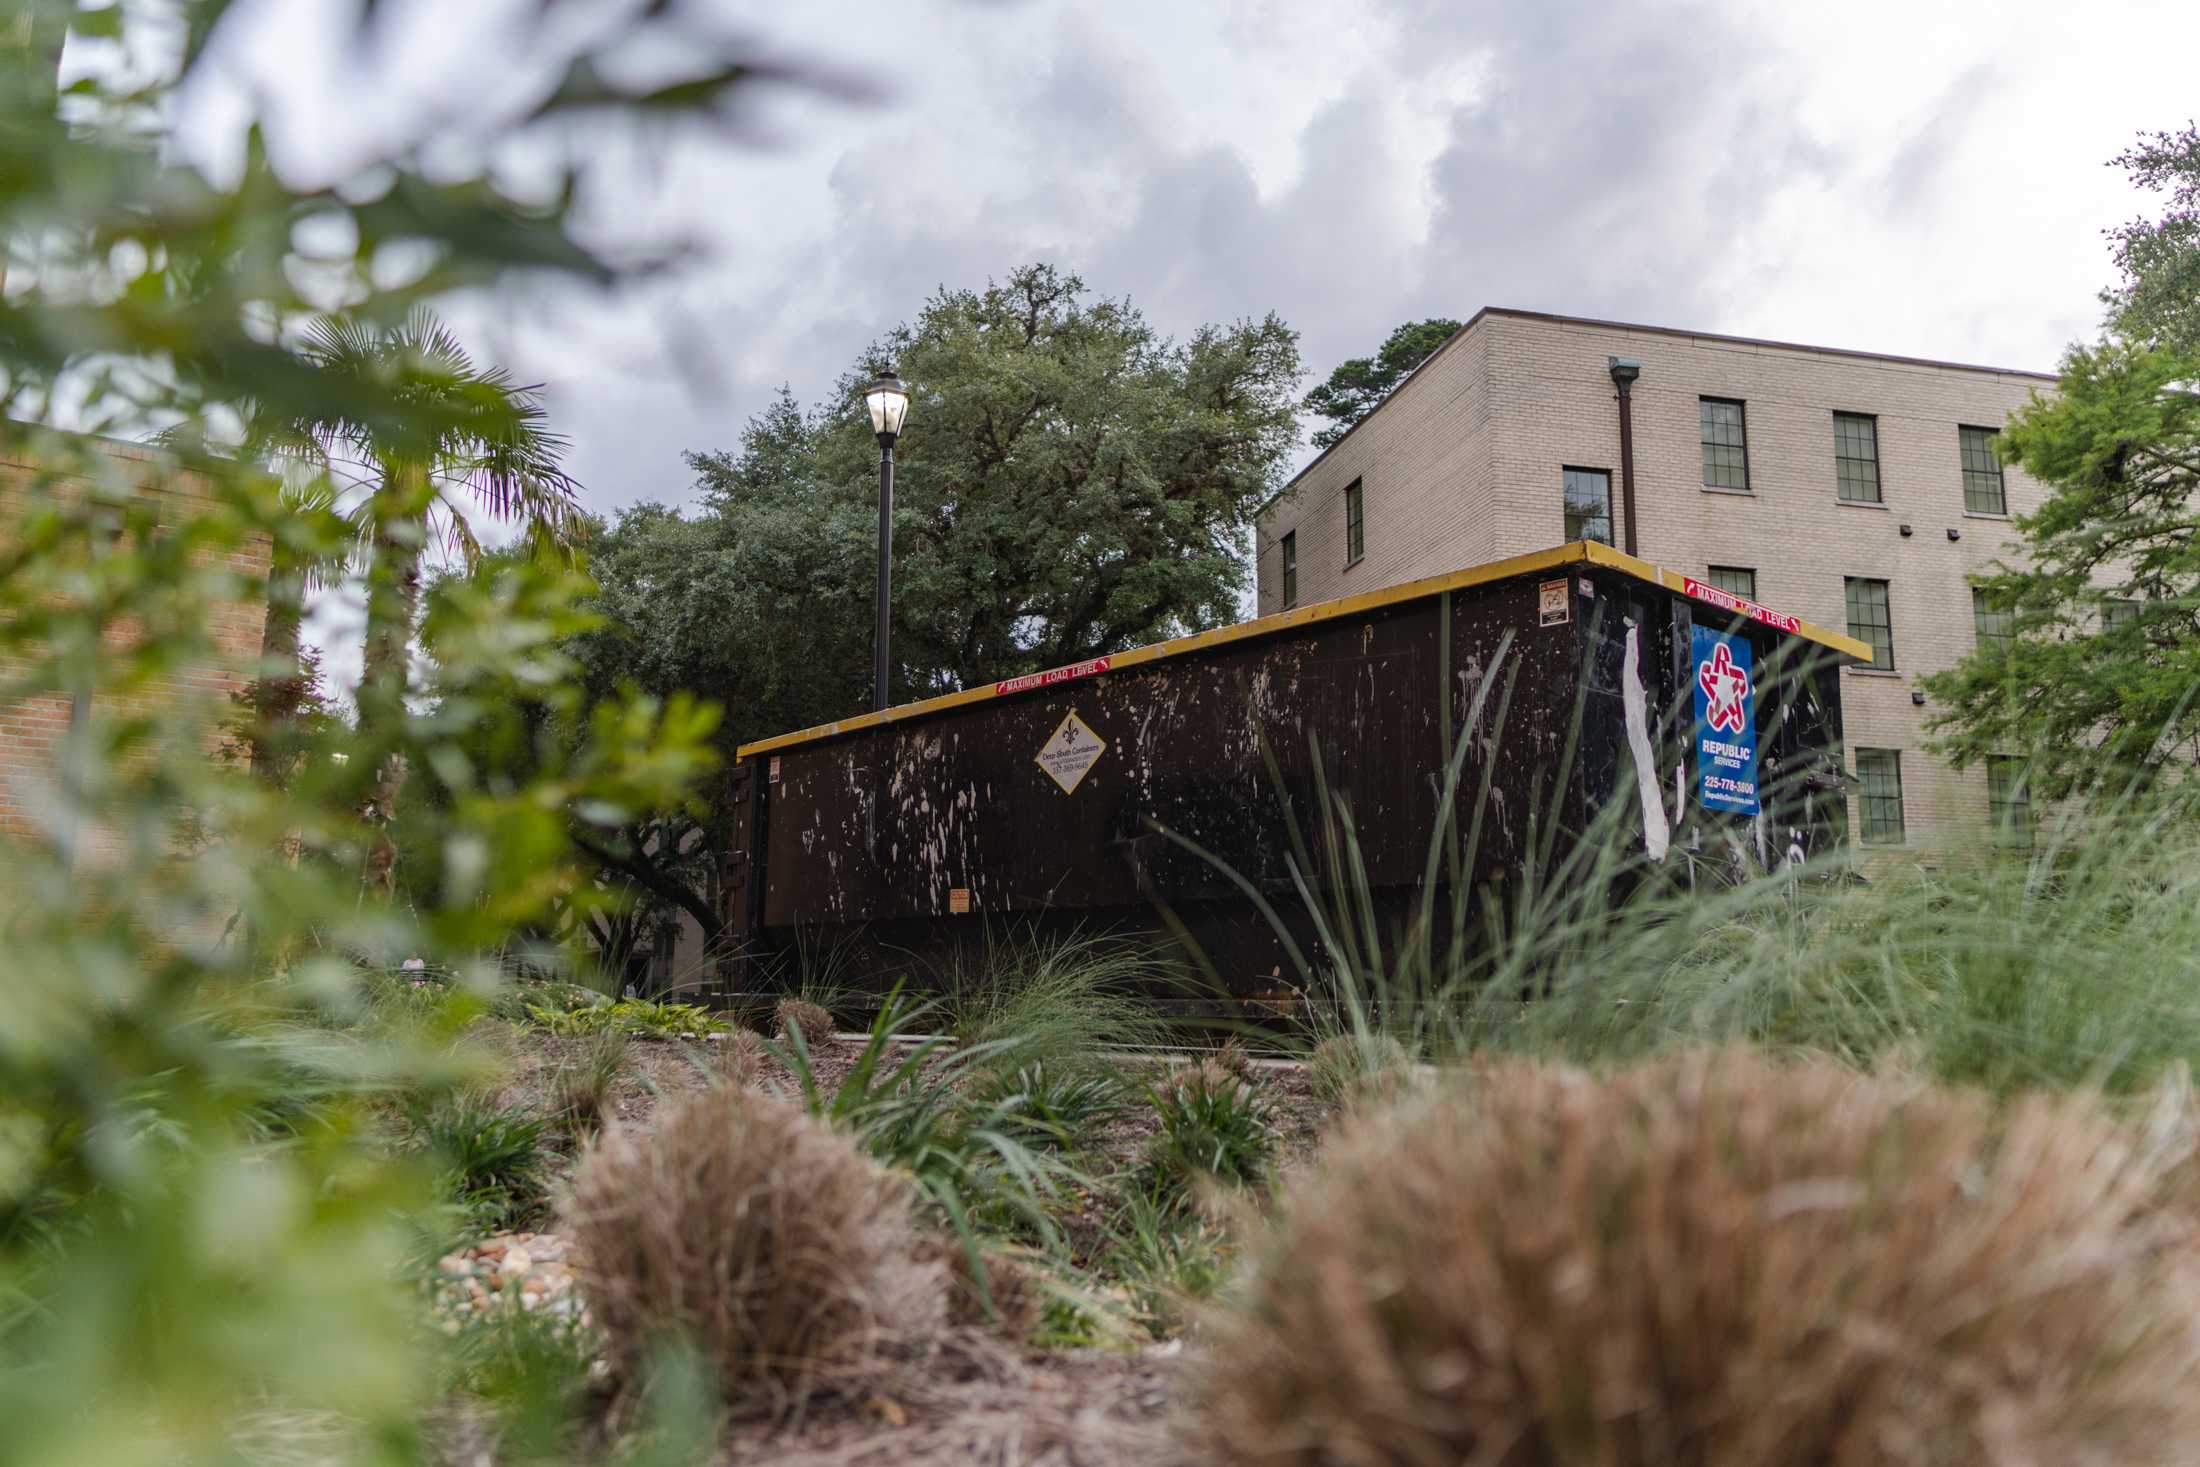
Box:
865, 367, 911, 443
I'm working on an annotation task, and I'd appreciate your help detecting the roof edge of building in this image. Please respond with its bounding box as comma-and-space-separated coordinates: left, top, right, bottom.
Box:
1258, 307, 2061, 521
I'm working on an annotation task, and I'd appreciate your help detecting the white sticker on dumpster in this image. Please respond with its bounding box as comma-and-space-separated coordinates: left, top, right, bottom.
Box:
1539, 578, 1571, 626
1036, 710, 1108, 794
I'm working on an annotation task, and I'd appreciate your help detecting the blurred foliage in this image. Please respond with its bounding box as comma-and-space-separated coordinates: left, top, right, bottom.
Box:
0, 1, 805, 1461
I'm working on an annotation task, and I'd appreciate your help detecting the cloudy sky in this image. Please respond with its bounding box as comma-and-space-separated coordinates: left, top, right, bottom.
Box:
178, 0, 2197, 528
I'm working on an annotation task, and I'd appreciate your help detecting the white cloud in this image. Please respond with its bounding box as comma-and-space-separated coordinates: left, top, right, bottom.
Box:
173, 0, 2200, 688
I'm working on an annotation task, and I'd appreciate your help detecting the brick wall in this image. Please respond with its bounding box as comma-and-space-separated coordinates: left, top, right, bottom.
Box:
0, 436, 272, 854
1257, 309, 2057, 856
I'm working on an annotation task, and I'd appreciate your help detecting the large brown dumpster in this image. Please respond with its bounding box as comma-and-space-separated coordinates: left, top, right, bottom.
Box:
720, 541, 1867, 1003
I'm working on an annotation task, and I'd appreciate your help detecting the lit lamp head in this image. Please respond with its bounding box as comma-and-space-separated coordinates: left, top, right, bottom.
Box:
864, 366, 911, 447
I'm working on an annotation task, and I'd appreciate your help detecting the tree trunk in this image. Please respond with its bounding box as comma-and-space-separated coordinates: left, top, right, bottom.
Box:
252, 539, 308, 786
357, 484, 428, 902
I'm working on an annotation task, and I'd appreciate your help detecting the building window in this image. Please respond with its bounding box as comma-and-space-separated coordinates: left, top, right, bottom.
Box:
1845, 577, 1895, 669
1700, 398, 1750, 490
1562, 466, 1614, 546
1959, 425, 2006, 515
1833, 412, 1882, 503
1343, 479, 1365, 566
1707, 565, 1757, 599
1855, 748, 1905, 845
1280, 531, 1298, 610
2104, 597, 2142, 632
1972, 588, 2012, 651
1987, 756, 2031, 848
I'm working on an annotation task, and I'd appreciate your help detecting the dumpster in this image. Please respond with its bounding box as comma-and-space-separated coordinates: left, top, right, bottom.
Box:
720, 541, 1866, 1002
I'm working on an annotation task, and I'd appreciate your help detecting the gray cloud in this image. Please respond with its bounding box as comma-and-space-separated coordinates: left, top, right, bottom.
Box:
189, 0, 2199, 533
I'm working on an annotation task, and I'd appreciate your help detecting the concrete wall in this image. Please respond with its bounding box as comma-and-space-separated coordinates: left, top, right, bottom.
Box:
1256, 309, 2057, 857
0, 436, 270, 855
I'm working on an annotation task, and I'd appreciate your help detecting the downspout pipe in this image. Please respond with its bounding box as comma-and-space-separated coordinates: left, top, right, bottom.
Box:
1608, 356, 1641, 556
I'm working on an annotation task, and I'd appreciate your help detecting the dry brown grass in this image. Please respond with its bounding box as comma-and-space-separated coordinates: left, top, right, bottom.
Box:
564, 1087, 943, 1413
776, 997, 837, 1046
1305, 1031, 1413, 1111
915, 1233, 1046, 1342
1198, 1047, 2200, 1467
1212, 1038, 1256, 1082
710, 1027, 767, 1089
1159, 1058, 1251, 1104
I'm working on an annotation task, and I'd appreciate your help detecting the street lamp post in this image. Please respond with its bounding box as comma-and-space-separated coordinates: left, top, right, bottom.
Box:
864, 367, 912, 712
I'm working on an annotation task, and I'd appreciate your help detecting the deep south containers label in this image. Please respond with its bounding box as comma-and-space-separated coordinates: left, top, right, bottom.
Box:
1036, 710, 1108, 794
1692, 625, 1760, 815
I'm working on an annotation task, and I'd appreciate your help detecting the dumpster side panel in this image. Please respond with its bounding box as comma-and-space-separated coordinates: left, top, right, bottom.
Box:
746, 574, 1584, 990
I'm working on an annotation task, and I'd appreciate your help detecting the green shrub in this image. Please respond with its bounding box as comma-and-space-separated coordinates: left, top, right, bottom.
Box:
1102, 1186, 1236, 1339
437, 1296, 601, 1460
776, 985, 1076, 1258
1199, 1047, 2200, 1466
1140, 1060, 1275, 1204
524, 999, 727, 1038
973, 1060, 1129, 1151
939, 928, 1179, 1069
548, 1030, 630, 1137
416, 1097, 553, 1232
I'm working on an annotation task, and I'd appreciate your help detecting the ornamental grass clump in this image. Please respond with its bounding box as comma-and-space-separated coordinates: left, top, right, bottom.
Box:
775, 997, 836, 1046
1143, 1060, 1275, 1204
1200, 1047, 2200, 1467
565, 1087, 942, 1412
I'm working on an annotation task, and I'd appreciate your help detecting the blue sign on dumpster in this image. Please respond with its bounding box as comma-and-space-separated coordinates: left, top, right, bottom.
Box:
1692, 625, 1759, 815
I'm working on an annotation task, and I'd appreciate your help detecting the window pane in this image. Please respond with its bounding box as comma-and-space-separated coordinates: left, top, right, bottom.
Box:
1281, 531, 1297, 609
1988, 756, 2031, 848
1700, 398, 1750, 489
1707, 565, 1756, 599
1972, 588, 2011, 651
1834, 412, 1882, 503
1562, 467, 1613, 546
1344, 480, 1364, 564
2104, 597, 2141, 632
1856, 748, 1905, 844
1959, 425, 2006, 515
1845, 577, 1895, 669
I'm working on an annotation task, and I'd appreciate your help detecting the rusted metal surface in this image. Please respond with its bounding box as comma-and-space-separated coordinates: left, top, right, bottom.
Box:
720, 543, 1856, 1002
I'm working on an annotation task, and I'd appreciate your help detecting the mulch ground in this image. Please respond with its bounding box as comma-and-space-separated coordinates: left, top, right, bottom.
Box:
438, 1028, 1327, 1466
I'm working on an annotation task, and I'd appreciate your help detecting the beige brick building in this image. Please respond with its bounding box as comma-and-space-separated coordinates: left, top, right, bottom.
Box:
1254, 308, 2057, 855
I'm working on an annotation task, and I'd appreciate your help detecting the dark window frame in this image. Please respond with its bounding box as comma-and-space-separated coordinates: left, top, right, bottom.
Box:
1987, 756, 2032, 848
1700, 397, 1751, 490
1845, 576, 1895, 670
1833, 411, 1883, 504
1706, 565, 1757, 600
1342, 479, 1365, 568
1972, 587, 2012, 652
1280, 530, 1298, 610
1561, 465, 1615, 547
1855, 748, 1906, 845
1958, 425, 2006, 515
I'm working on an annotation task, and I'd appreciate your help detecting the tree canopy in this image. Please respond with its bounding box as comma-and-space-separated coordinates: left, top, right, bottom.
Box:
1922, 340, 2200, 799
1302, 317, 1463, 450
2106, 125, 2200, 354
561, 264, 1303, 961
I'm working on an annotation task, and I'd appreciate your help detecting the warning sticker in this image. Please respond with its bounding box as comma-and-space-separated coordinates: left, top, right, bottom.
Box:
948, 888, 972, 915
1036, 710, 1108, 794
1538, 578, 1571, 627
